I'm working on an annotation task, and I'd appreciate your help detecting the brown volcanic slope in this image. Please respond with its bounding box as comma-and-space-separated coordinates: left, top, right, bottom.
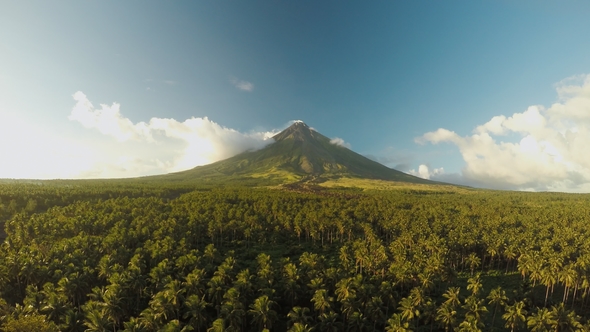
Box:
155, 121, 437, 185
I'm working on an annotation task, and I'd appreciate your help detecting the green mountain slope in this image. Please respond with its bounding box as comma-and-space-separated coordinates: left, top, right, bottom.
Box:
153, 121, 437, 185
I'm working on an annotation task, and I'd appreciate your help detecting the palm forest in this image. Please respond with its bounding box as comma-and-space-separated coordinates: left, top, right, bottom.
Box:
2, 180, 590, 332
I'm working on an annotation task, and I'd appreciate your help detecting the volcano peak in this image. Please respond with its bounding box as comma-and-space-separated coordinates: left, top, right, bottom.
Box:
273, 120, 316, 142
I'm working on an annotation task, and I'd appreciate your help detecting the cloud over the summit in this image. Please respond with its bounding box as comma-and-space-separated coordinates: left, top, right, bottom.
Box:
417, 74, 590, 192
68, 91, 276, 177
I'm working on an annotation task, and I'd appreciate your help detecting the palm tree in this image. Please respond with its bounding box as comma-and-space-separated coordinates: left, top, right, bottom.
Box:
60, 309, 85, 332
466, 253, 481, 276
467, 274, 483, 297
121, 317, 146, 332
220, 288, 244, 332
530, 261, 544, 287
184, 269, 206, 297
41, 290, 69, 324
207, 318, 225, 332
335, 277, 355, 303
348, 311, 368, 332
559, 265, 578, 305
549, 303, 582, 332
386, 313, 412, 332
207, 276, 225, 316
541, 268, 558, 306
380, 280, 397, 319
527, 307, 554, 332
366, 295, 385, 331
398, 296, 419, 328
287, 323, 313, 332
319, 311, 343, 332
436, 303, 456, 332
164, 280, 185, 319
462, 296, 487, 329
149, 291, 174, 326
456, 315, 482, 332
442, 287, 461, 308
307, 277, 324, 296
287, 306, 311, 327
502, 301, 527, 332
311, 289, 332, 316
183, 295, 210, 332
248, 295, 277, 331
282, 263, 300, 306
487, 286, 508, 329
83, 303, 113, 332
138, 308, 160, 331
160, 319, 184, 332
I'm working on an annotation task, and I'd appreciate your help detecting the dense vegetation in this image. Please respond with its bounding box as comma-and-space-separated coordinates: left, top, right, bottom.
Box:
2, 181, 590, 331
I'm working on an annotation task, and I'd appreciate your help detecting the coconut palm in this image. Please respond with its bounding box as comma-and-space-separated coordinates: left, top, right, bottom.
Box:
248, 295, 277, 331
319, 311, 343, 332
456, 315, 482, 332
463, 296, 488, 323
287, 323, 313, 332
549, 303, 582, 332
527, 307, 554, 332
436, 303, 456, 332
442, 287, 461, 308
287, 306, 311, 327
183, 295, 210, 332
502, 301, 527, 332
467, 274, 483, 297
311, 289, 332, 316
386, 313, 412, 332
487, 286, 508, 328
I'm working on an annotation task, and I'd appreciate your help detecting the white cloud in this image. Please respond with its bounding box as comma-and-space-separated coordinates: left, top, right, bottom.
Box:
330, 137, 351, 149
69, 91, 151, 142
0, 113, 97, 179
230, 77, 254, 92
417, 74, 590, 192
57, 91, 275, 178
409, 164, 444, 180
0, 92, 285, 180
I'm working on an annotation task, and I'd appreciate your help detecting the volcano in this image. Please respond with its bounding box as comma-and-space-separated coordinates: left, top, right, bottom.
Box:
158, 121, 435, 185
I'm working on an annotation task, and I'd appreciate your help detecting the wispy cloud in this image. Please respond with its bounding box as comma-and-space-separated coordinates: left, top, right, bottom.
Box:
330, 137, 351, 149
417, 74, 590, 192
230, 77, 254, 92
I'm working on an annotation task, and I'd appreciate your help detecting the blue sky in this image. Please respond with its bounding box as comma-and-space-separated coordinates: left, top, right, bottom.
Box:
2, 1, 590, 191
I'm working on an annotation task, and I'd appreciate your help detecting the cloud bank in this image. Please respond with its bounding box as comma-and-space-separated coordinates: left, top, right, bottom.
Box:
1, 92, 311, 180
417, 74, 590, 192
69, 91, 275, 175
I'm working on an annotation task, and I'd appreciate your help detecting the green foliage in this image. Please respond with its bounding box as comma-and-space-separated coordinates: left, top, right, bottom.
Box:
1, 314, 59, 332
2, 180, 590, 331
